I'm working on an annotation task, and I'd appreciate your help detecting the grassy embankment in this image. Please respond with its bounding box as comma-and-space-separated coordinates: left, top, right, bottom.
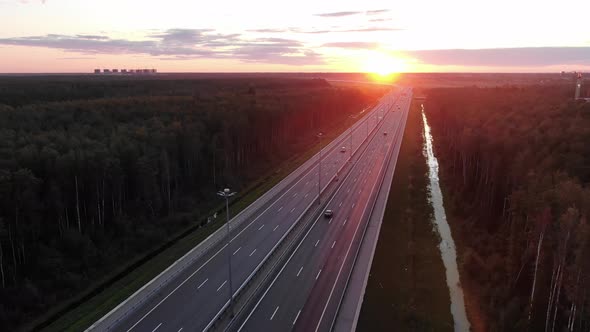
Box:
38, 93, 382, 332
357, 99, 454, 331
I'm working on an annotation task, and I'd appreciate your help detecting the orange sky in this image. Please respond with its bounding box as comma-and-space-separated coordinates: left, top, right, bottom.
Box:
0, 0, 589, 73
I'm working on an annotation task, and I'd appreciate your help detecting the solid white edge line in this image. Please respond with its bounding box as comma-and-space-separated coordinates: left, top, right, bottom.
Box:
314, 118, 390, 332
236, 121, 373, 331
151, 323, 162, 332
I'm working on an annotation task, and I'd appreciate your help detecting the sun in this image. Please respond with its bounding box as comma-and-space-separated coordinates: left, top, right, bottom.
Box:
361, 51, 408, 79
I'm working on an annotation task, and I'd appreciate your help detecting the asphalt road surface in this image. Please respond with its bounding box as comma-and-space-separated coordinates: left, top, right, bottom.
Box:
108, 90, 402, 332
238, 88, 412, 332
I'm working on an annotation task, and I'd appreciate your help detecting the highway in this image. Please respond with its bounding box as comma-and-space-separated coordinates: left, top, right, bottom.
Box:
237, 88, 412, 332
100, 89, 402, 332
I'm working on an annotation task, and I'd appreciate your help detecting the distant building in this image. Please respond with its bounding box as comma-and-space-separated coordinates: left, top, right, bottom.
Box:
94, 69, 101, 74
112, 69, 119, 73
151, 69, 157, 73
121, 69, 128, 74
103, 69, 111, 74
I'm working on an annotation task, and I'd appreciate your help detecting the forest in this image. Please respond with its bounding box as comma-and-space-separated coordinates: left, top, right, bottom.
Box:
424, 83, 590, 331
0, 76, 385, 330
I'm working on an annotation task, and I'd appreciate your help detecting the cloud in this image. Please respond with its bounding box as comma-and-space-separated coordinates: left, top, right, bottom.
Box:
57, 57, 97, 60
248, 26, 402, 34
314, 11, 362, 18
0, 29, 325, 66
366, 9, 390, 15
315, 9, 391, 18
322, 42, 380, 49
369, 18, 392, 22
340, 27, 403, 32
401, 47, 590, 67
246, 28, 289, 33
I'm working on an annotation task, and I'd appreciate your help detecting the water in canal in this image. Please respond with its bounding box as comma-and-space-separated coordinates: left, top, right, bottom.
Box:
421, 104, 471, 332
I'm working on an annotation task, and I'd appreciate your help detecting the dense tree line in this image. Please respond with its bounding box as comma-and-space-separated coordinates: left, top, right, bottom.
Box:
0, 77, 385, 330
425, 83, 590, 331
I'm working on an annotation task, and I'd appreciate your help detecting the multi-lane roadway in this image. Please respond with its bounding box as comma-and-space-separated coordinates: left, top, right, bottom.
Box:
237, 88, 412, 332
99, 89, 406, 332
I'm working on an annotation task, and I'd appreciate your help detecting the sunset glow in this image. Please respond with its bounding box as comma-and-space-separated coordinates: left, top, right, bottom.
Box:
0, 0, 589, 73
361, 52, 409, 76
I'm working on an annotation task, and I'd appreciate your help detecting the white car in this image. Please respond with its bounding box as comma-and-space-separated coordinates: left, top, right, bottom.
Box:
324, 210, 333, 218
340, 146, 346, 153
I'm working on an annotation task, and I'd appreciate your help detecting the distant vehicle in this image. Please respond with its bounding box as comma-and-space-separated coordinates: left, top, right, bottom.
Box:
340, 146, 346, 153
383, 131, 388, 136
324, 210, 333, 218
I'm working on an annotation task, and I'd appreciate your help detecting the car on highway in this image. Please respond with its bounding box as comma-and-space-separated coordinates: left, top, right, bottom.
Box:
340, 146, 346, 153
383, 131, 388, 136
324, 209, 333, 218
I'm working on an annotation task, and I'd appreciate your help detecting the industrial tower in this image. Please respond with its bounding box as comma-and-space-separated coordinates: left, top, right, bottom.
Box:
575, 72, 582, 99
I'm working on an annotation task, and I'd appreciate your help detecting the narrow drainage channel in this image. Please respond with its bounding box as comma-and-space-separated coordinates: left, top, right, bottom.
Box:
421, 103, 471, 332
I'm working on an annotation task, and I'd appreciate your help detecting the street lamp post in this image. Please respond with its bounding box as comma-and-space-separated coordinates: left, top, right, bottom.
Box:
217, 188, 236, 316
349, 115, 354, 161
317, 132, 323, 204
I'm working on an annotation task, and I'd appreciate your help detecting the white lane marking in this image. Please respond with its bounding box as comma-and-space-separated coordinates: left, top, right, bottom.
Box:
152, 323, 162, 332
278, 206, 283, 212
197, 278, 208, 290
233, 247, 241, 255
347, 189, 350, 193
293, 193, 298, 197
293, 310, 302, 325
273, 225, 279, 232
290, 207, 296, 213
328, 218, 332, 225
306, 181, 309, 185
270, 306, 279, 320
352, 203, 355, 208
315, 240, 320, 247
305, 193, 309, 198
125, 241, 231, 331
331, 241, 336, 249
238, 122, 382, 331
216, 280, 227, 292
258, 224, 265, 231
314, 142, 389, 332
297, 266, 303, 277
358, 190, 361, 194
343, 218, 348, 226
316, 269, 322, 280
177, 328, 183, 332
249, 249, 257, 257
339, 202, 342, 207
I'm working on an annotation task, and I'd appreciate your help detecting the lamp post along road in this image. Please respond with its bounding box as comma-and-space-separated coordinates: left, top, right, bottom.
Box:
317, 132, 323, 204
217, 188, 236, 316
349, 116, 353, 161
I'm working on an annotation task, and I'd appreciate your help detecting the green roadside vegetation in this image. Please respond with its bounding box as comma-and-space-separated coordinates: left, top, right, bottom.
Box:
37, 86, 384, 332
357, 99, 453, 331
